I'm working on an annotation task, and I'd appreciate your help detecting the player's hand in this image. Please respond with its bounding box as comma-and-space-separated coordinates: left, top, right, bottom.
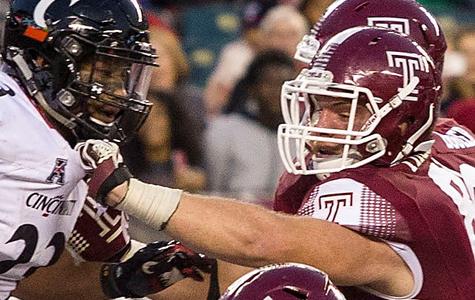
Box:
75, 139, 122, 170
100, 240, 213, 298
75, 139, 132, 205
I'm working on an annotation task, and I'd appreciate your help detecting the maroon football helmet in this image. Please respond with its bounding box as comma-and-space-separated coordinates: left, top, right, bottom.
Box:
220, 263, 346, 300
294, 0, 446, 75
279, 27, 438, 175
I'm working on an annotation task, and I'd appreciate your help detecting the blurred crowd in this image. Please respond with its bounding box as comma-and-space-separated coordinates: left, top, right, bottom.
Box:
132, 0, 321, 211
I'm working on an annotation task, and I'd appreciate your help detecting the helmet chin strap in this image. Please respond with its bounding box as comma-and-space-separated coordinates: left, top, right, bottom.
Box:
391, 103, 435, 164
8, 48, 76, 130
373, 77, 421, 122
362, 75, 432, 164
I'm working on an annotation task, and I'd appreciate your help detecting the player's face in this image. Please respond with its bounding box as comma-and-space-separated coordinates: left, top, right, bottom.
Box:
306, 95, 371, 157
79, 56, 130, 124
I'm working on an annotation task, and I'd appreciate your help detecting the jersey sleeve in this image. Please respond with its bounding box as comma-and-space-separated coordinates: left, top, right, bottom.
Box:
298, 178, 425, 299
67, 196, 131, 262
297, 178, 412, 242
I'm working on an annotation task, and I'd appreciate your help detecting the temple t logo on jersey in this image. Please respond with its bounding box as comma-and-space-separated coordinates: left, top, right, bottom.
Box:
46, 158, 67, 185
367, 17, 410, 35
386, 51, 430, 101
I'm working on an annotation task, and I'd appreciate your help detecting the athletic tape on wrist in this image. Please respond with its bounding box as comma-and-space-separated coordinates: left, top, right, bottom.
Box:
116, 179, 182, 230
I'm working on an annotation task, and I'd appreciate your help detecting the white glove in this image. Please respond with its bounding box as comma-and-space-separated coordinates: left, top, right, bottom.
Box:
75, 139, 123, 171
75, 139, 131, 205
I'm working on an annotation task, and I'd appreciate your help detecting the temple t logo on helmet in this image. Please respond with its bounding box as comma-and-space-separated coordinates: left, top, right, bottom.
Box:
3, 0, 157, 144
367, 17, 410, 35
294, 0, 446, 77
386, 51, 431, 101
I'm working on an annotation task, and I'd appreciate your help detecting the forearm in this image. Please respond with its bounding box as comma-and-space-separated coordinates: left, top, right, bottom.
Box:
108, 181, 364, 274
168, 193, 284, 266
107, 180, 288, 266
107, 180, 411, 289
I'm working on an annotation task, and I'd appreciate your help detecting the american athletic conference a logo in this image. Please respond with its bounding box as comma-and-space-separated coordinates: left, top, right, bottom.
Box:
46, 158, 67, 185
386, 51, 430, 101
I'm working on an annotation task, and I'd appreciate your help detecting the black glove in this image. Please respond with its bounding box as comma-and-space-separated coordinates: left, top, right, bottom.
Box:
100, 240, 213, 298
75, 139, 132, 204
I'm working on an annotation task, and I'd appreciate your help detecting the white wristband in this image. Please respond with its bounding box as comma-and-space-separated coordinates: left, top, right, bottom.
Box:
116, 179, 182, 230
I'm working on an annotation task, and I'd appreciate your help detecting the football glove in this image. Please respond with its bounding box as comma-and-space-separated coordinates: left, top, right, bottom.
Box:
100, 240, 213, 298
75, 139, 132, 205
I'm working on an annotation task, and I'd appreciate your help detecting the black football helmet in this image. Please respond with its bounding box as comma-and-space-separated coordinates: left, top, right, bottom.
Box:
3, 0, 157, 143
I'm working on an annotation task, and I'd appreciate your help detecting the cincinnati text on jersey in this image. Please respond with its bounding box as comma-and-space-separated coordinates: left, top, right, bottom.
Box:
26, 192, 78, 217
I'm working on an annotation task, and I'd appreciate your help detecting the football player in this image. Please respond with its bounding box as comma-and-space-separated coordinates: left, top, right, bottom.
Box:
0, 0, 208, 299
81, 27, 475, 299
271, 1, 475, 299
277, 0, 447, 213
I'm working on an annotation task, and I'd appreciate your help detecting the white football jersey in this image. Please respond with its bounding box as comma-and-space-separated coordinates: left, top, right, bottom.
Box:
0, 72, 87, 298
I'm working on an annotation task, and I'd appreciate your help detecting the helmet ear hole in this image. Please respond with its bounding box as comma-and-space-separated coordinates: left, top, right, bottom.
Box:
406, 115, 416, 125
398, 122, 409, 136
24, 49, 42, 66
399, 116, 416, 135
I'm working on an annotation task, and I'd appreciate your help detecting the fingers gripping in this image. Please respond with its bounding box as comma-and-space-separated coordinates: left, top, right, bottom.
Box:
75, 139, 131, 204
75, 139, 122, 170
100, 240, 213, 298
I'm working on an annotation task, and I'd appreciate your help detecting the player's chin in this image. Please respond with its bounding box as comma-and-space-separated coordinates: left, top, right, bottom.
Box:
90, 106, 121, 124
94, 112, 119, 124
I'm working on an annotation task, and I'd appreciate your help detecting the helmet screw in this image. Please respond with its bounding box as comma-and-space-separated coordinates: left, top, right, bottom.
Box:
57, 89, 76, 107
61, 37, 83, 57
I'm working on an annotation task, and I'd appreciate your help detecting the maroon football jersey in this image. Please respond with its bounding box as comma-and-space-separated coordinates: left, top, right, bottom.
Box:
273, 119, 475, 299
67, 196, 131, 262
273, 170, 317, 214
